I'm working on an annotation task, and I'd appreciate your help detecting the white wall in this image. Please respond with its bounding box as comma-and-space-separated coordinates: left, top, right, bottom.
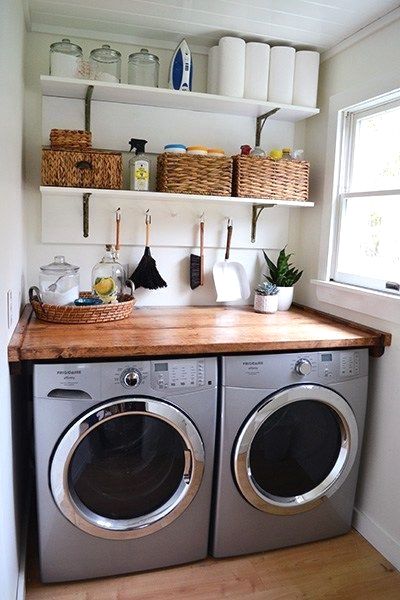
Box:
0, 1, 25, 599
24, 32, 304, 306
291, 18, 400, 569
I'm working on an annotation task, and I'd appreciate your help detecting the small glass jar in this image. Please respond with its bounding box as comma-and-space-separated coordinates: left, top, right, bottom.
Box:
49, 39, 83, 78
39, 255, 80, 305
207, 148, 225, 157
90, 44, 121, 83
282, 147, 292, 160
128, 49, 159, 87
92, 245, 125, 304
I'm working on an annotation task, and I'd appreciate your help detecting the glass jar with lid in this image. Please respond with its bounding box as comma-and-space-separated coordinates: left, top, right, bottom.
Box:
49, 39, 83, 78
39, 255, 80, 306
92, 245, 125, 304
128, 49, 159, 87
90, 44, 121, 83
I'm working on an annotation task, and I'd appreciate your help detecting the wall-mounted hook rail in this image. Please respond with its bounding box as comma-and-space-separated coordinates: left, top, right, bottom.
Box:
255, 108, 280, 146
85, 85, 94, 132
82, 192, 91, 237
251, 204, 276, 243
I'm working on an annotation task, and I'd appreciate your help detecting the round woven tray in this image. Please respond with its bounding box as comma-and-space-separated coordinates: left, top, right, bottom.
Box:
29, 287, 136, 324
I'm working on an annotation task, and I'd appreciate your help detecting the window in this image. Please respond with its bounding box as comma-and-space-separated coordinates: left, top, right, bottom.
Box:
332, 93, 400, 294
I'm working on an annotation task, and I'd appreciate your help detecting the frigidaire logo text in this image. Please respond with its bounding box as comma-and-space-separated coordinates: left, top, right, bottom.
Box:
243, 361, 263, 366
57, 370, 82, 375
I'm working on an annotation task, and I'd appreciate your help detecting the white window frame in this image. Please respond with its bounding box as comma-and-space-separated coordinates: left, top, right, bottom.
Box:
331, 95, 400, 294
311, 69, 400, 323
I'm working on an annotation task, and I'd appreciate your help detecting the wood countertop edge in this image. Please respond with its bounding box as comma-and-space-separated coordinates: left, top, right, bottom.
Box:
8, 303, 391, 365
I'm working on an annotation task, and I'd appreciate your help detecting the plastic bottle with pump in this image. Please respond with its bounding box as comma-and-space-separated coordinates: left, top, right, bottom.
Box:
129, 138, 150, 191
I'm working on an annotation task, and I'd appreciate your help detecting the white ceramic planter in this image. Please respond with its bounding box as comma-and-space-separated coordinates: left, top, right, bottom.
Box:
254, 293, 279, 314
277, 286, 294, 311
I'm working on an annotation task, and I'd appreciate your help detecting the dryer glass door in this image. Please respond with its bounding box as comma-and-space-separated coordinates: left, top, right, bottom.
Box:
50, 397, 204, 539
233, 384, 358, 514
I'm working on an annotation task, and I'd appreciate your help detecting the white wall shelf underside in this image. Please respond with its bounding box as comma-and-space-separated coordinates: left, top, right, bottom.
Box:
40, 186, 315, 208
40, 187, 313, 249
41, 76, 320, 122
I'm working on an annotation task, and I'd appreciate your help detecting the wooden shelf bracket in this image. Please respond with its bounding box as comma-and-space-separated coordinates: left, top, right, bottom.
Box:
82, 192, 91, 238
251, 203, 276, 243
85, 85, 94, 132
255, 108, 280, 146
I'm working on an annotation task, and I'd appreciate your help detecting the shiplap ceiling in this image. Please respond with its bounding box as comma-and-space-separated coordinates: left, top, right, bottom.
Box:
26, 0, 400, 54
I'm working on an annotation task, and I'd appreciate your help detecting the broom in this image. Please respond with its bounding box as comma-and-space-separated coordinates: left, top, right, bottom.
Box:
190, 216, 204, 289
129, 212, 167, 290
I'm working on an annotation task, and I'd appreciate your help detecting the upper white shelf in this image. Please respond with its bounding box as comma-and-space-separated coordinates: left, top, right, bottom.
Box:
40, 186, 315, 208
40, 76, 320, 122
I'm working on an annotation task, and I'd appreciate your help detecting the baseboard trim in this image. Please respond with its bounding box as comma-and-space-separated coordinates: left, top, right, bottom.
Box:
353, 507, 400, 571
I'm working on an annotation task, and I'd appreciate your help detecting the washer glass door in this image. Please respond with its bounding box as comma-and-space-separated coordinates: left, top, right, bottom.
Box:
233, 385, 358, 514
50, 397, 204, 539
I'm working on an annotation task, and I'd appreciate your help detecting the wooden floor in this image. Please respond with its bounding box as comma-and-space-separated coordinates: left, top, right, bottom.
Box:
26, 530, 400, 600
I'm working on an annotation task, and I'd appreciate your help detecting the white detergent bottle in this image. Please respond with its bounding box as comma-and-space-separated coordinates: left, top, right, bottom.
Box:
129, 138, 150, 191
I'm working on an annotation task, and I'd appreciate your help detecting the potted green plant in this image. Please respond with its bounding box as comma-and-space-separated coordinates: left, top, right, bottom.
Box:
263, 247, 303, 311
254, 282, 279, 314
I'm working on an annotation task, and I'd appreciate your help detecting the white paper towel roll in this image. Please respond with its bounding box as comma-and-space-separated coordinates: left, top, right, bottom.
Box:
268, 46, 295, 104
207, 46, 219, 94
244, 42, 270, 101
292, 50, 320, 107
218, 37, 245, 98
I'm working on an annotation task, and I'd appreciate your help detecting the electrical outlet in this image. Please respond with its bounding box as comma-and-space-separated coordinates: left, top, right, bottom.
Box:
7, 289, 12, 329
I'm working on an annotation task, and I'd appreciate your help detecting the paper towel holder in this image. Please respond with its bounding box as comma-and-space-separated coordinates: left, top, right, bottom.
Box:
255, 108, 280, 146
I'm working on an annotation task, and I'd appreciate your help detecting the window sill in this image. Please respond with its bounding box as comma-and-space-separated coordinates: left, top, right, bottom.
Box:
311, 279, 400, 324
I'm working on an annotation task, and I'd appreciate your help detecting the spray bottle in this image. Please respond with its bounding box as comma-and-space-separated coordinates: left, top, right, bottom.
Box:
129, 138, 150, 191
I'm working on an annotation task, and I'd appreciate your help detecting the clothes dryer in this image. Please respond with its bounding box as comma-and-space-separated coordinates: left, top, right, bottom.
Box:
211, 350, 368, 557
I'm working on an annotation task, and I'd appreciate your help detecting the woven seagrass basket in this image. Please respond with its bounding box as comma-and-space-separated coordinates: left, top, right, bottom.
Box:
233, 156, 309, 201
29, 288, 135, 324
50, 129, 92, 151
157, 154, 232, 196
41, 148, 123, 189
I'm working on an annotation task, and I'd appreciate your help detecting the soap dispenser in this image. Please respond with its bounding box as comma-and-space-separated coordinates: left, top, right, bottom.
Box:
129, 138, 150, 191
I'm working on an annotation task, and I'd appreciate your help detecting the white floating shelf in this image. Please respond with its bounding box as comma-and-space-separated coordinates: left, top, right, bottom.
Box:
40, 76, 319, 122
40, 187, 315, 208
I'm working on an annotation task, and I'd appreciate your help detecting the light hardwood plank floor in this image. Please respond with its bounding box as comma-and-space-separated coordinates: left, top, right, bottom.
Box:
26, 530, 400, 600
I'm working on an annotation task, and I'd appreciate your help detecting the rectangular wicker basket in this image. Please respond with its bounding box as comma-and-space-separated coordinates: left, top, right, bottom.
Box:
50, 129, 92, 151
41, 148, 123, 189
233, 156, 310, 201
157, 154, 233, 196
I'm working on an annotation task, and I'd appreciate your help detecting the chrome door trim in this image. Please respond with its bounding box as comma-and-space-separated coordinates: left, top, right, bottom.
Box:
233, 385, 358, 515
50, 397, 205, 539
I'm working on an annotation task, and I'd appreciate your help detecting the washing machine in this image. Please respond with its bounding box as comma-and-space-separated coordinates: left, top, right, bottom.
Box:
211, 349, 369, 557
33, 357, 217, 582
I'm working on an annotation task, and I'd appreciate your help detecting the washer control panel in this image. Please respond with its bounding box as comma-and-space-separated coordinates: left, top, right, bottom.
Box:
151, 359, 206, 390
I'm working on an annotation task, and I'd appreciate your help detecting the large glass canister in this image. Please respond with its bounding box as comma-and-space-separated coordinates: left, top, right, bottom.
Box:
49, 39, 83, 78
90, 44, 121, 83
92, 245, 125, 304
39, 255, 80, 305
128, 49, 159, 87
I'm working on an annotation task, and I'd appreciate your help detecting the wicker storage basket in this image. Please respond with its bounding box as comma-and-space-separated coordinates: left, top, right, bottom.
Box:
157, 154, 232, 196
50, 129, 92, 151
29, 288, 135, 324
233, 156, 309, 201
41, 148, 123, 189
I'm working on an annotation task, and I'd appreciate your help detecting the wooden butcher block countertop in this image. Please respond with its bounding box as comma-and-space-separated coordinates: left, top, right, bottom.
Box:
8, 304, 391, 367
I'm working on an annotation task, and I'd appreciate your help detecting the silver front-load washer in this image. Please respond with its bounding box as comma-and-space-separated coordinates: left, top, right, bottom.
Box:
33, 357, 217, 582
211, 349, 368, 557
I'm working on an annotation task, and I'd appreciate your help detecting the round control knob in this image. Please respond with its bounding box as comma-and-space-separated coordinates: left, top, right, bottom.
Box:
122, 369, 141, 387
295, 358, 312, 376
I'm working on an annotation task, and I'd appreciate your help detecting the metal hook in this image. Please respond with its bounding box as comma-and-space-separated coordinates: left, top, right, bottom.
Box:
145, 209, 151, 225
116, 207, 121, 221
200, 211, 205, 222
227, 217, 233, 227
